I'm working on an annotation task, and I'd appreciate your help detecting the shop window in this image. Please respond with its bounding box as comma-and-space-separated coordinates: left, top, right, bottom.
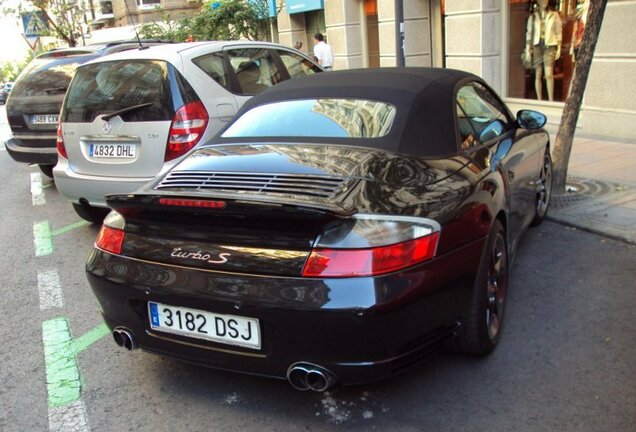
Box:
508, 0, 588, 102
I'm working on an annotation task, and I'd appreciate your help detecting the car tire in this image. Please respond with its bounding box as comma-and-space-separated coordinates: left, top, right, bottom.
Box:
39, 164, 55, 178
72, 203, 110, 224
530, 151, 552, 227
455, 219, 508, 355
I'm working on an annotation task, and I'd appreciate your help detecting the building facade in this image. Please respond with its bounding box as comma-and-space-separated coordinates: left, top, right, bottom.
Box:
272, 0, 636, 141
90, 0, 200, 29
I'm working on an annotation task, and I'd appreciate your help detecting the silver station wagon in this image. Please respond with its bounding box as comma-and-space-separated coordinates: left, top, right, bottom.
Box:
54, 41, 322, 222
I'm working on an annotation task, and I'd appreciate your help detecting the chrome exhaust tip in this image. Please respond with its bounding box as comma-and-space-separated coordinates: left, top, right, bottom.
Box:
286, 362, 335, 392
112, 327, 137, 350
306, 369, 334, 392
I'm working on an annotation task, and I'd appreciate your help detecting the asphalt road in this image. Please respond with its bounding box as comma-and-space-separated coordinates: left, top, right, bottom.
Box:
1, 105, 635, 431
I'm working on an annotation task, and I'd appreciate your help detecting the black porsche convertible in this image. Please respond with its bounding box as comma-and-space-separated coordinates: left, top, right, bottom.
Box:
87, 68, 552, 391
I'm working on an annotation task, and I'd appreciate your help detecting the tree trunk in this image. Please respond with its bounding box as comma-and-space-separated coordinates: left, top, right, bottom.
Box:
552, 0, 608, 194
39, 8, 77, 47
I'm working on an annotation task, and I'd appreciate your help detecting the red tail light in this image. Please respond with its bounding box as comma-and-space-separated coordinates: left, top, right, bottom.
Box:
301, 215, 440, 278
56, 123, 67, 159
165, 101, 209, 161
95, 225, 125, 254
302, 233, 439, 277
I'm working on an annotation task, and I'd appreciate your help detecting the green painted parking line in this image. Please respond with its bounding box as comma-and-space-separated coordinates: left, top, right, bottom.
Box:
34, 221, 53, 257
51, 220, 91, 237
33, 220, 91, 257
74, 323, 109, 354
43, 318, 110, 408
43, 318, 80, 407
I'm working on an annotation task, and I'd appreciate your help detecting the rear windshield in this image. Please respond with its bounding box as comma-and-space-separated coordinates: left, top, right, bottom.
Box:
222, 99, 397, 139
11, 55, 97, 98
62, 60, 193, 123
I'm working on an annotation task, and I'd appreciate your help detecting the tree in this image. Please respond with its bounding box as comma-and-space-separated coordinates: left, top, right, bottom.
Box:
29, 0, 87, 47
139, 10, 192, 42
139, 0, 276, 42
188, 0, 272, 41
552, 0, 608, 194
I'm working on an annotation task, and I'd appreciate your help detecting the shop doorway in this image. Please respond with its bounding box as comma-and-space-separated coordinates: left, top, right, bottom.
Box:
364, 0, 380, 67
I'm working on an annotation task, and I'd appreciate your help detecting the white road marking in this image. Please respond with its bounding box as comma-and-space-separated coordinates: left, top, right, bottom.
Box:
31, 172, 46, 206
48, 400, 90, 432
38, 270, 63, 310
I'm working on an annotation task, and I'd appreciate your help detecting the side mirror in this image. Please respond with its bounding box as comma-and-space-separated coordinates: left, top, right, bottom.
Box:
479, 120, 505, 142
516, 110, 547, 129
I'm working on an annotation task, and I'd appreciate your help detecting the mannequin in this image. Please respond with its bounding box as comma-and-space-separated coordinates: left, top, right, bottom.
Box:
526, 0, 562, 101
570, 0, 589, 62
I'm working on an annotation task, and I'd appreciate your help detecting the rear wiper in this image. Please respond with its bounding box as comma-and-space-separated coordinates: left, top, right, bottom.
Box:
43, 86, 68, 94
100, 102, 153, 122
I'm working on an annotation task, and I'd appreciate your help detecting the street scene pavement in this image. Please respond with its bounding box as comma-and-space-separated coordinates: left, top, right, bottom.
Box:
0, 105, 635, 431
548, 136, 636, 245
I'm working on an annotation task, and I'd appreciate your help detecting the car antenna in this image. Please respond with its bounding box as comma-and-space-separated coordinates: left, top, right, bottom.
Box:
124, 0, 148, 50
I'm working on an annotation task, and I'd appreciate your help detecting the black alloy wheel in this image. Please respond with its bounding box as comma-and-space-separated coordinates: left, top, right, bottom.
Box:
485, 229, 507, 343
531, 151, 552, 226
456, 219, 509, 355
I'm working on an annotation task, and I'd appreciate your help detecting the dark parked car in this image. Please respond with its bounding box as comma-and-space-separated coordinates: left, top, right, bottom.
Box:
0, 88, 7, 104
4, 41, 169, 177
86, 68, 552, 391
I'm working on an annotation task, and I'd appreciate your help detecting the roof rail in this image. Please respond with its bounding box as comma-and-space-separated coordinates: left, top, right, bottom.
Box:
104, 39, 175, 48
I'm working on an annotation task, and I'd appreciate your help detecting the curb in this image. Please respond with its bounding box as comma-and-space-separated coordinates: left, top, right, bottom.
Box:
547, 188, 636, 246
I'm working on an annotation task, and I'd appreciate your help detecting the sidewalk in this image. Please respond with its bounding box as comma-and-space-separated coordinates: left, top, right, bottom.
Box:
548, 136, 636, 245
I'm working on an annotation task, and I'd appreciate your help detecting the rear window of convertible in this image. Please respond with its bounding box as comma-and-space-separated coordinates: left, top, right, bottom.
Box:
222, 99, 397, 139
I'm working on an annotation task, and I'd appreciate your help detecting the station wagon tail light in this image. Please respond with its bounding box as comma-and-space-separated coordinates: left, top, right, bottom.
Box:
302, 215, 440, 278
165, 101, 209, 162
95, 211, 125, 254
56, 123, 67, 159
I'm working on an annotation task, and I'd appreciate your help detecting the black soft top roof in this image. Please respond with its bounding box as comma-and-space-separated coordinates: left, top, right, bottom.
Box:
212, 67, 484, 157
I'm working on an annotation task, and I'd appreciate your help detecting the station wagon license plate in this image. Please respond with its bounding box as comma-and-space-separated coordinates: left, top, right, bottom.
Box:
32, 114, 59, 124
148, 302, 261, 350
89, 143, 136, 159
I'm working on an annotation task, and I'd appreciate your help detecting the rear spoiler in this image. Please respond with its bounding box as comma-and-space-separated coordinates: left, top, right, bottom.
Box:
106, 191, 358, 219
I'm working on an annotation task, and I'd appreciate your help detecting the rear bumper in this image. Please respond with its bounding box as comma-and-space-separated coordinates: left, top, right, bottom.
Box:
4, 137, 57, 165
53, 159, 155, 208
85, 237, 485, 385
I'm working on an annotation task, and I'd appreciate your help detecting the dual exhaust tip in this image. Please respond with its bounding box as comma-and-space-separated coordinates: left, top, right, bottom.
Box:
112, 329, 334, 391
287, 362, 335, 392
112, 327, 137, 350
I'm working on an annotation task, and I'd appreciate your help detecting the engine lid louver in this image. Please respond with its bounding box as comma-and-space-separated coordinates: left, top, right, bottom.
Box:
155, 171, 348, 199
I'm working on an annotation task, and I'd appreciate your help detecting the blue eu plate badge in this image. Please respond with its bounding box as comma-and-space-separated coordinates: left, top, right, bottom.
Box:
149, 302, 160, 327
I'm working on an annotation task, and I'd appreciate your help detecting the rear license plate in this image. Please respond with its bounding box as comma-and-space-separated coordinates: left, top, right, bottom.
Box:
32, 114, 59, 124
148, 302, 261, 350
89, 143, 136, 159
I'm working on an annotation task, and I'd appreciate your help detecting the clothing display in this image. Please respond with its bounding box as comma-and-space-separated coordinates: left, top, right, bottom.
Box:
526, 8, 562, 49
525, 1, 562, 101
571, 0, 589, 60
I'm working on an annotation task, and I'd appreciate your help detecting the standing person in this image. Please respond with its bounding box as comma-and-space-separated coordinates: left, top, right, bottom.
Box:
313, 33, 333, 70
